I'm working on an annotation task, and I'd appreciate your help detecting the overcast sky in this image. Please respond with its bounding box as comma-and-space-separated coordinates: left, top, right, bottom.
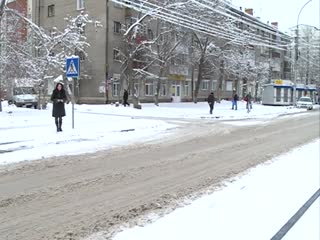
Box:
230, 0, 320, 33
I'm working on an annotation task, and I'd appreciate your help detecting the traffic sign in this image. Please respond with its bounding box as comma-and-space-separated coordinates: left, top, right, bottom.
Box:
66, 56, 80, 78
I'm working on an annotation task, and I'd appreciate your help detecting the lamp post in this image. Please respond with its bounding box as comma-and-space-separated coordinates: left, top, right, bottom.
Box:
293, 0, 312, 106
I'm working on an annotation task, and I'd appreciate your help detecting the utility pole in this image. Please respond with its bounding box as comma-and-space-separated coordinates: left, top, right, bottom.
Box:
294, 27, 299, 105
306, 33, 310, 85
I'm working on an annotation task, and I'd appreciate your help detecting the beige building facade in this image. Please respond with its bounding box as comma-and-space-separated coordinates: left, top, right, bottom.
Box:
33, 1, 292, 103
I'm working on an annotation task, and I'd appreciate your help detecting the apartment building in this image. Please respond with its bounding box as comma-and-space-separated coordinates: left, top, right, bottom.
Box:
6, 0, 28, 41
33, 0, 292, 103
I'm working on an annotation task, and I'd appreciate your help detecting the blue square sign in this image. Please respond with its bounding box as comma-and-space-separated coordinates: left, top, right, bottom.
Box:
66, 56, 80, 78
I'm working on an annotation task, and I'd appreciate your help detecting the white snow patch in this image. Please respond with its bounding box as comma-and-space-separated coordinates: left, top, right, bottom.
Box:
77, 101, 308, 120
0, 103, 175, 165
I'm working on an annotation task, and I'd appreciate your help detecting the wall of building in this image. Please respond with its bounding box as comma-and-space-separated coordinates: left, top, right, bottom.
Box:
35, 0, 107, 101
7, 0, 28, 42
33, 1, 293, 104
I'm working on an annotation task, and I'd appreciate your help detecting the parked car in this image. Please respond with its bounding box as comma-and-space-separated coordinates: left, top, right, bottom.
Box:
297, 97, 313, 110
11, 87, 38, 109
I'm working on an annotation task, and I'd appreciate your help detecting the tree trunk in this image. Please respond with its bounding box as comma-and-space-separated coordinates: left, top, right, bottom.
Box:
255, 79, 259, 102
194, 57, 204, 103
154, 66, 165, 106
154, 80, 160, 106
217, 59, 224, 102
191, 65, 194, 102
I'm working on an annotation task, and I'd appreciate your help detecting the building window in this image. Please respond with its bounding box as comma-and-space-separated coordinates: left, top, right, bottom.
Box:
226, 81, 233, 91
77, 0, 85, 10
114, 21, 121, 33
48, 5, 55, 17
161, 84, 166, 96
284, 88, 288, 102
113, 49, 121, 61
75, 49, 85, 61
212, 80, 217, 91
201, 80, 209, 90
112, 83, 120, 96
125, 17, 135, 27
184, 82, 190, 96
276, 88, 281, 102
147, 29, 154, 40
145, 83, 154, 96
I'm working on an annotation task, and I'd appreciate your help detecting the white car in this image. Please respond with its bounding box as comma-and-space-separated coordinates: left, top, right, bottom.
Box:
297, 97, 313, 110
11, 87, 38, 109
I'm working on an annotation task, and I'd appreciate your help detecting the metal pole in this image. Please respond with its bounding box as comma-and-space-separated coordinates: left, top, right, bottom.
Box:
293, 28, 298, 105
72, 78, 75, 129
294, 0, 312, 106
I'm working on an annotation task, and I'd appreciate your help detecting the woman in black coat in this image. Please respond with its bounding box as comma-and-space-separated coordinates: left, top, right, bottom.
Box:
51, 83, 67, 132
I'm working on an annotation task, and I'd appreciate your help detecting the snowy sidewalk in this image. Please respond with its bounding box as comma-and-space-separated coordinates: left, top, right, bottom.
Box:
0, 103, 175, 165
77, 100, 309, 120
110, 139, 320, 240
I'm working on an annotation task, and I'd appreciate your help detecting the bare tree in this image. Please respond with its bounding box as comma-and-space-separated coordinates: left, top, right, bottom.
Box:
296, 26, 320, 85
0, 5, 101, 109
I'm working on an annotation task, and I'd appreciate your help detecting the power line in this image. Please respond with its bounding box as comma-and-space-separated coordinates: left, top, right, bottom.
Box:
112, 0, 290, 50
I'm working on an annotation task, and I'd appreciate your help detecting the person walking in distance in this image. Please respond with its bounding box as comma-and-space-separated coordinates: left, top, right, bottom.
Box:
51, 83, 67, 132
207, 92, 215, 114
232, 93, 239, 110
123, 89, 130, 107
244, 92, 252, 113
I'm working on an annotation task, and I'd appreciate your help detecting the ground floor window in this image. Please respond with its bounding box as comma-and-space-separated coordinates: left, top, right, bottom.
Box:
171, 85, 181, 97
202, 80, 209, 90
284, 88, 288, 102
161, 84, 166, 96
145, 83, 154, 96
184, 82, 190, 96
276, 88, 281, 102
298, 90, 302, 100
212, 81, 217, 91
112, 83, 120, 96
226, 81, 233, 91
176, 85, 181, 97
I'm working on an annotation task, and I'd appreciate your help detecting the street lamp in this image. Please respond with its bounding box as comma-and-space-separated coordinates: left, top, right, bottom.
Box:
293, 0, 312, 106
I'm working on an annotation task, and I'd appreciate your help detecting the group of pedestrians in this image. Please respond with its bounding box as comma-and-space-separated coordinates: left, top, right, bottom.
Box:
207, 92, 253, 114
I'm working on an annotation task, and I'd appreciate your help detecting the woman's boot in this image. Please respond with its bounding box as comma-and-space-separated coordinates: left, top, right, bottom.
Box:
58, 117, 63, 132
55, 118, 59, 132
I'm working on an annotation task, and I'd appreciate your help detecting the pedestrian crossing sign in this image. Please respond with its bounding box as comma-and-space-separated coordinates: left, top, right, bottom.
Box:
66, 56, 80, 78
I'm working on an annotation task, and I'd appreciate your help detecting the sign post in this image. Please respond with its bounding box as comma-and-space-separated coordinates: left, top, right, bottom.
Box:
66, 56, 80, 129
